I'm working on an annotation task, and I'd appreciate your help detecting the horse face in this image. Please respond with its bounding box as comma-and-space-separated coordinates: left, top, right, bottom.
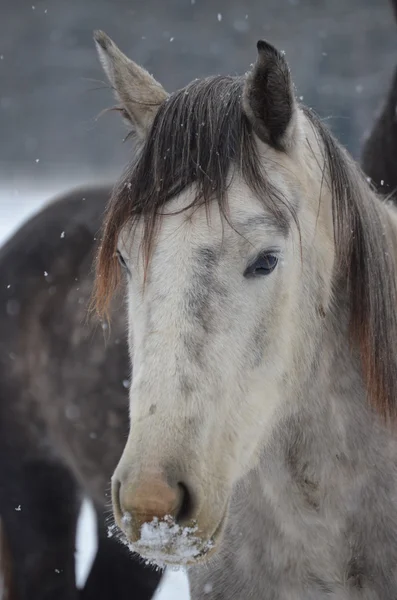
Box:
111, 166, 327, 565
95, 32, 334, 565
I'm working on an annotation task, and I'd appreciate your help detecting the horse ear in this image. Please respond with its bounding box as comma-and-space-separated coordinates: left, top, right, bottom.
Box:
243, 40, 297, 151
94, 30, 168, 140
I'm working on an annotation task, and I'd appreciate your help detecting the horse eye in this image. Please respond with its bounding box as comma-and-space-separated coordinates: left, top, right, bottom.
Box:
244, 253, 278, 278
116, 250, 128, 270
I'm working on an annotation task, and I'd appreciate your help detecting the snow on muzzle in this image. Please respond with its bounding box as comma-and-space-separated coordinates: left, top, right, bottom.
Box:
111, 459, 228, 567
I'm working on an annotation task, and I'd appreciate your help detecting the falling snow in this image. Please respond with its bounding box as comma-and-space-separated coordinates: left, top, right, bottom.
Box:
107, 523, 118, 538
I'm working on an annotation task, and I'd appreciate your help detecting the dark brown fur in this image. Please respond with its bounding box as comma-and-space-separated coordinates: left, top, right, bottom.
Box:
243, 40, 295, 150
361, 0, 397, 197
0, 186, 162, 599
361, 64, 397, 197
0, 519, 17, 600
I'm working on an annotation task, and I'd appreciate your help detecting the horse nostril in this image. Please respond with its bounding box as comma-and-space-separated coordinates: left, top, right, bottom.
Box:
176, 482, 194, 523
112, 473, 198, 541
115, 475, 187, 534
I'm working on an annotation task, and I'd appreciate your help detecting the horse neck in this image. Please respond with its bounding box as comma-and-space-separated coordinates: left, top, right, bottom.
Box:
265, 198, 397, 489
242, 325, 393, 541
282, 309, 367, 463
262, 211, 397, 496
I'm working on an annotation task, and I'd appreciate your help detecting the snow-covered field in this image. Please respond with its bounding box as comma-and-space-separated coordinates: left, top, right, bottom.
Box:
0, 183, 190, 599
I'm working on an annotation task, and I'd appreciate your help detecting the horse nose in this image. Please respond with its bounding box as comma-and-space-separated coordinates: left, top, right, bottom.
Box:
113, 474, 192, 541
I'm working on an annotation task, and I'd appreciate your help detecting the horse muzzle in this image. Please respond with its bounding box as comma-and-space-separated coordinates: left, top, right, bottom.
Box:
111, 470, 227, 566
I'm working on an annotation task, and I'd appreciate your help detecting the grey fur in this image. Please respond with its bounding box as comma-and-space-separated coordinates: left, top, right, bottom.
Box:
95, 34, 397, 600
190, 357, 397, 598
235, 214, 291, 238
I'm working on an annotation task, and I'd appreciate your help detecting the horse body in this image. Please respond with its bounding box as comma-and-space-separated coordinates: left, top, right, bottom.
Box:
361, 65, 397, 197
362, 2, 397, 196
92, 31, 397, 599
0, 186, 162, 598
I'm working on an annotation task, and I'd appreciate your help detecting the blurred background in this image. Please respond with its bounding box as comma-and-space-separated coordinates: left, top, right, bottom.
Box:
1, 0, 397, 234
0, 1, 396, 597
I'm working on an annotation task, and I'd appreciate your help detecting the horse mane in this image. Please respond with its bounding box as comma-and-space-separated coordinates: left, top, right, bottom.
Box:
304, 106, 397, 421
94, 75, 293, 311
94, 76, 397, 421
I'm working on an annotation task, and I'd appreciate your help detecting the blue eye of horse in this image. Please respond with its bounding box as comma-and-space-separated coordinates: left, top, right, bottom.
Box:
244, 253, 278, 277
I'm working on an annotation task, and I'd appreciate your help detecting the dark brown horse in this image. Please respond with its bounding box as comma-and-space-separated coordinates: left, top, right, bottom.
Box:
1, 2, 397, 598
361, 0, 397, 197
0, 186, 162, 599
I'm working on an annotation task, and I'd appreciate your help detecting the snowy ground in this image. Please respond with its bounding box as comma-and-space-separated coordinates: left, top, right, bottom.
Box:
0, 183, 190, 599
